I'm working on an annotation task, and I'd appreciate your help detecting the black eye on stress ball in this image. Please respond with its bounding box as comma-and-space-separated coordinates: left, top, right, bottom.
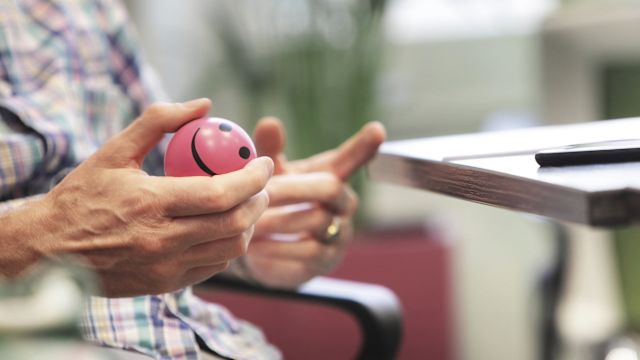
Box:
219, 123, 233, 132
239, 146, 251, 159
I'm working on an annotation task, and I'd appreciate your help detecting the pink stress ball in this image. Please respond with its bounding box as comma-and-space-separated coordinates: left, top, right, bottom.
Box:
164, 117, 257, 177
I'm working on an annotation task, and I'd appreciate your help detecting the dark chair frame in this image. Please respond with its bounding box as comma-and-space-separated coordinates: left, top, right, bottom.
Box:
199, 275, 403, 360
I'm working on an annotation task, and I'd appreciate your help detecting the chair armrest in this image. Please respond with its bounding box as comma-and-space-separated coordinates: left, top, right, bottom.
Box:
199, 275, 403, 360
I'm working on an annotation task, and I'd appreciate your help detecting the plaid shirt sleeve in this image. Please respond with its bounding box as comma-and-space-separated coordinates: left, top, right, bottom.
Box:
0, 0, 167, 203
98, 0, 169, 176
0, 106, 45, 200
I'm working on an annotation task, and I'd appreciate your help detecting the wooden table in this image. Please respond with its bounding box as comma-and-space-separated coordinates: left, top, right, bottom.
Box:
368, 118, 640, 359
368, 118, 640, 226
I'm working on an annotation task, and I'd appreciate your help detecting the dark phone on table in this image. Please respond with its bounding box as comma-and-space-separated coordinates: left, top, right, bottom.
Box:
535, 139, 640, 167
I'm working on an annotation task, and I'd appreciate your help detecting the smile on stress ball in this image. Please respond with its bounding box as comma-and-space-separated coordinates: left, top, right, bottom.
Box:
164, 117, 257, 177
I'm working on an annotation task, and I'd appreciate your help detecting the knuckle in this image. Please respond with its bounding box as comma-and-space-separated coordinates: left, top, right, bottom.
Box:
226, 209, 251, 234
230, 237, 248, 258
143, 103, 167, 119
320, 210, 334, 227
147, 264, 173, 287
122, 195, 152, 219
204, 183, 227, 210
135, 236, 168, 256
246, 175, 267, 198
218, 261, 231, 272
256, 190, 270, 211
252, 162, 271, 184
325, 174, 343, 198
124, 185, 165, 220
120, 191, 142, 213
249, 174, 265, 192
309, 207, 330, 228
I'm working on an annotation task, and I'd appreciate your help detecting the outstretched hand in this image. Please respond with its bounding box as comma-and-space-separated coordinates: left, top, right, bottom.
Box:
253, 117, 386, 180
235, 117, 385, 288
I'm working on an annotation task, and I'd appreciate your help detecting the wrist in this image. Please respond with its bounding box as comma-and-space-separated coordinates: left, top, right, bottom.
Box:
0, 197, 54, 277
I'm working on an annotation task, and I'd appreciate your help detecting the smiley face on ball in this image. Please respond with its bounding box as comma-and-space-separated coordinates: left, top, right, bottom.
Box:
164, 117, 257, 177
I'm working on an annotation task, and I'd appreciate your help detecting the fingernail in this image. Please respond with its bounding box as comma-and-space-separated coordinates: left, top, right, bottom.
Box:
259, 156, 274, 176
182, 98, 209, 109
366, 121, 387, 142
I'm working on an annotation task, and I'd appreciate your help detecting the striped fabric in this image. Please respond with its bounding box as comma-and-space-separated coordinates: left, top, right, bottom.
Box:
0, 1, 280, 359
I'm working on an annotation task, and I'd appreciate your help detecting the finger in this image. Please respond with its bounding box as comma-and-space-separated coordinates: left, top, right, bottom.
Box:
180, 230, 252, 266
154, 157, 273, 217
326, 185, 358, 217
244, 257, 313, 289
249, 236, 337, 262
330, 122, 386, 180
180, 263, 230, 286
97, 98, 212, 168
318, 184, 359, 217
170, 192, 267, 247
246, 239, 345, 286
267, 172, 341, 207
289, 122, 386, 180
253, 117, 288, 174
254, 204, 333, 235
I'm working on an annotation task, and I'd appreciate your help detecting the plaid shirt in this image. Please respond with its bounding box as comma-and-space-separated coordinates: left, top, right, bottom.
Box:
0, 1, 280, 359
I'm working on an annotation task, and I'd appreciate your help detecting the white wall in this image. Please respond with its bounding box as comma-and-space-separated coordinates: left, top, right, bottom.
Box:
370, 32, 550, 360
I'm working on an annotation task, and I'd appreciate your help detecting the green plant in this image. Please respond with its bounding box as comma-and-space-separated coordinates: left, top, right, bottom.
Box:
198, 1, 386, 216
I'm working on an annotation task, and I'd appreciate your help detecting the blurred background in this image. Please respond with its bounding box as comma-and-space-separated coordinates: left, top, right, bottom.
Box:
120, 1, 640, 359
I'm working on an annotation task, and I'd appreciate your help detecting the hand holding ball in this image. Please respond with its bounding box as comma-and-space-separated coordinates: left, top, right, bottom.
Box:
164, 117, 257, 177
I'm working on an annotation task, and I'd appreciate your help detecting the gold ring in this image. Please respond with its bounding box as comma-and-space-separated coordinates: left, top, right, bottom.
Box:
322, 217, 342, 244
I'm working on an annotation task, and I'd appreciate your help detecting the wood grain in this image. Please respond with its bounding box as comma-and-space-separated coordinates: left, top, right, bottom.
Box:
368, 118, 640, 226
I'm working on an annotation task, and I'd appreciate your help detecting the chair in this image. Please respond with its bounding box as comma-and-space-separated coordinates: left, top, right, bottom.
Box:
198, 274, 403, 360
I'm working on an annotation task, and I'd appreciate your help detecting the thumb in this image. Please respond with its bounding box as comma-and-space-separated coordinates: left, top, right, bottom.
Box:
253, 116, 288, 174
96, 98, 211, 168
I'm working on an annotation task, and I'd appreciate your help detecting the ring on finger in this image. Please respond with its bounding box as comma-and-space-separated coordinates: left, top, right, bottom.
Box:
321, 216, 342, 245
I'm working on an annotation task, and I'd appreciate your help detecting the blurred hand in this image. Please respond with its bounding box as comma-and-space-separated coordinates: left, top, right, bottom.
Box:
1, 99, 273, 297
235, 117, 385, 288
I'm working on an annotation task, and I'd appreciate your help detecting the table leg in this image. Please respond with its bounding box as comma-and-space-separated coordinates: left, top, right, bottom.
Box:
539, 223, 569, 360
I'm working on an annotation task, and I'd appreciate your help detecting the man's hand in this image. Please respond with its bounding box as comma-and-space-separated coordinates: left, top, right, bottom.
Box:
252, 117, 386, 179
1, 99, 274, 297
234, 117, 385, 288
